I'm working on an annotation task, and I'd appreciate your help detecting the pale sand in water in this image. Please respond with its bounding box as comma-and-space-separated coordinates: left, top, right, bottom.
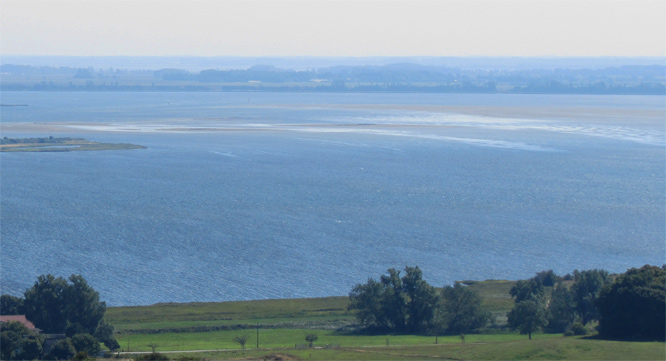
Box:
1, 104, 663, 134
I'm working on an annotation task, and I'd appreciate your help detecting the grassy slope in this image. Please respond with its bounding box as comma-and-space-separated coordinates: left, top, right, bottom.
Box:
107, 296, 351, 331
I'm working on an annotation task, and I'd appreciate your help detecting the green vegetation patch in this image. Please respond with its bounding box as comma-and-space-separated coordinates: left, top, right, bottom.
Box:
0, 136, 146, 152
121, 336, 665, 360
107, 297, 351, 332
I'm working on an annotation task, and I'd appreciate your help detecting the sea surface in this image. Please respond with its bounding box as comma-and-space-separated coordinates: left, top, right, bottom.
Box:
1, 91, 664, 306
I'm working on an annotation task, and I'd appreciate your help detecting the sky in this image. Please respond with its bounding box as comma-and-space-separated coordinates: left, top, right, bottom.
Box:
1, 0, 665, 57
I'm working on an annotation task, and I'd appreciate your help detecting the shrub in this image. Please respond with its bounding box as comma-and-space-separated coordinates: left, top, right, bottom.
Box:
571, 322, 587, 335
134, 352, 169, 361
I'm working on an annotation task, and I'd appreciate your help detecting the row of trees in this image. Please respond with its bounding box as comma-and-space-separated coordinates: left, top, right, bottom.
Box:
348, 266, 489, 335
1, 275, 119, 360
350, 265, 665, 341
506, 265, 665, 340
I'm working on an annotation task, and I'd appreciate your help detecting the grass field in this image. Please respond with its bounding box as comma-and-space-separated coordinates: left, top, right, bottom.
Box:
107, 281, 665, 360
121, 337, 666, 361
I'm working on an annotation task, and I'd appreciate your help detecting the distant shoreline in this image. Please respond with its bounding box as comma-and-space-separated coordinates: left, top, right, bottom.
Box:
0, 136, 146, 152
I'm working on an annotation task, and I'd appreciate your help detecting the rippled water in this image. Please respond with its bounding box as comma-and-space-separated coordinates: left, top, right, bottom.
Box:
1, 92, 664, 306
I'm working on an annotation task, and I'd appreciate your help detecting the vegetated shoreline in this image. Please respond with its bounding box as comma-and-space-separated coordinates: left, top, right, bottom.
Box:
0, 136, 146, 152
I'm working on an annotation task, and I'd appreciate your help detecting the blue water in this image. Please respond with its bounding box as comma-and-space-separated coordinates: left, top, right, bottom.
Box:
1, 92, 664, 306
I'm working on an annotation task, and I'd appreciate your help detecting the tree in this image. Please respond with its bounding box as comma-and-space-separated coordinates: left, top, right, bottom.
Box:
304, 333, 318, 348
233, 335, 249, 350
510, 278, 544, 303
18, 337, 43, 360
507, 300, 547, 340
147, 342, 159, 353
571, 269, 609, 324
47, 338, 76, 360
1, 321, 43, 360
379, 268, 408, 332
534, 270, 560, 287
22, 274, 117, 349
64, 275, 107, 335
348, 266, 439, 333
23, 274, 69, 333
596, 265, 665, 340
545, 282, 575, 333
348, 278, 386, 329
72, 333, 101, 356
0, 295, 24, 315
439, 283, 490, 335
402, 266, 439, 333
95, 320, 120, 351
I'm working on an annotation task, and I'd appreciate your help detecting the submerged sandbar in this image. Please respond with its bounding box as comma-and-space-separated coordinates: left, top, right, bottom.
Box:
0, 136, 146, 152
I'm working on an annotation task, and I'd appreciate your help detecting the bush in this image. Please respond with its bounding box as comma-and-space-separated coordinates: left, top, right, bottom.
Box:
47, 338, 76, 360
71, 333, 101, 356
134, 353, 169, 361
571, 322, 587, 335
71, 351, 95, 361
175, 356, 204, 361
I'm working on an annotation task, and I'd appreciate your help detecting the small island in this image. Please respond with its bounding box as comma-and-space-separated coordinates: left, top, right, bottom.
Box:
0, 136, 146, 152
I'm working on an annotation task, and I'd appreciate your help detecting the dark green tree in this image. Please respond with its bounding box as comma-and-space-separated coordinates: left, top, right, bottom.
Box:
71, 333, 101, 356
534, 270, 560, 287
64, 275, 107, 335
507, 300, 547, 340
510, 278, 544, 303
349, 266, 439, 333
402, 266, 439, 333
22, 274, 117, 348
348, 278, 386, 329
545, 282, 575, 333
596, 265, 665, 340
71, 351, 93, 361
379, 268, 408, 332
439, 283, 490, 335
94, 320, 119, 351
47, 338, 76, 360
17, 338, 43, 361
23, 274, 69, 333
0, 295, 24, 315
571, 269, 610, 324
1, 321, 43, 360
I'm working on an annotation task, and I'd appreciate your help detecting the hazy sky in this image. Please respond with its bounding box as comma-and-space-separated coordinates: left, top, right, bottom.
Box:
2, 0, 664, 57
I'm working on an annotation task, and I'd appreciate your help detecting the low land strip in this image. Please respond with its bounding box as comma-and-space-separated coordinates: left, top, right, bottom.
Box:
0, 137, 146, 152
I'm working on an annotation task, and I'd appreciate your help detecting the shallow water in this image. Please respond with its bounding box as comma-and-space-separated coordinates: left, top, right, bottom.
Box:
1, 92, 664, 306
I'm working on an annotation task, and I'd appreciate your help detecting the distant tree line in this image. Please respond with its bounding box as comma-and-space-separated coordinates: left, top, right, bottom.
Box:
1, 275, 119, 360
2, 63, 664, 94
1, 136, 80, 145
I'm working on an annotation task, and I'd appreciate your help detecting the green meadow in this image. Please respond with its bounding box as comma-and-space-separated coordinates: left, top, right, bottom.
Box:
106, 281, 665, 360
